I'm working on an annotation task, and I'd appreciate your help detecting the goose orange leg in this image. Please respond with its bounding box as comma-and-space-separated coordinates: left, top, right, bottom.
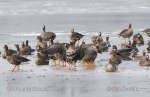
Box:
12, 65, 17, 72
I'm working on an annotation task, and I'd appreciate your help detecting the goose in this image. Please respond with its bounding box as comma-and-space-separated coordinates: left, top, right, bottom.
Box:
132, 33, 144, 46
91, 32, 103, 45
108, 49, 122, 66
35, 53, 49, 65
40, 25, 56, 44
43, 42, 66, 66
36, 45, 49, 60
2, 45, 17, 59
81, 46, 97, 69
112, 45, 132, 60
119, 23, 133, 43
36, 36, 47, 50
15, 42, 34, 55
139, 55, 150, 66
69, 29, 85, 44
131, 50, 146, 60
105, 59, 118, 72
95, 36, 110, 53
147, 41, 150, 46
142, 28, 150, 36
5, 51, 30, 72
25, 40, 35, 53
66, 42, 84, 70
147, 45, 150, 53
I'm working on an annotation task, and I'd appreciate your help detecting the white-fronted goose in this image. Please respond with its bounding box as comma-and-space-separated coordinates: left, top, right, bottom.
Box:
91, 32, 103, 45
35, 53, 49, 65
15, 42, 34, 55
5, 51, 30, 72
95, 36, 110, 53
81, 45, 97, 69
25, 40, 35, 52
132, 33, 144, 46
119, 23, 133, 43
36, 36, 47, 50
132, 50, 146, 60
2, 45, 17, 59
139, 55, 150, 66
69, 29, 85, 44
40, 25, 56, 44
147, 41, 150, 46
147, 45, 150, 53
105, 59, 118, 72
142, 28, 150, 36
43, 42, 66, 67
66, 42, 84, 70
108, 49, 122, 66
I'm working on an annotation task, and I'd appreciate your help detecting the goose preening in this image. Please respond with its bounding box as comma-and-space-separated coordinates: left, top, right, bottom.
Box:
5, 51, 30, 72
147, 45, 150, 53
69, 29, 85, 44
95, 36, 111, 53
2, 45, 17, 59
35, 53, 49, 65
119, 23, 133, 43
91, 32, 103, 45
132, 33, 144, 46
131, 50, 146, 60
42, 42, 66, 67
112, 45, 132, 60
142, 28, 150, 36
105, 59, 118, 72
36, 36, 47, 50
108, 49, 122, 67
40, 25, 56, 44
66, 42, 84, 70
139, 55, 150, 66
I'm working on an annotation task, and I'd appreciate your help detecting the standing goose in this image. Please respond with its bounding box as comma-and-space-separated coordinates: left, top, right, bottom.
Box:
91, 32, 103, 45
5, 51, 30, 72
36, 36, 47, 50
132, 33, 144, 45
119, 23, 133, 43
142, 28, 150, 36
40, 25, 56, 44
35, 53, 49, 65
2, 45, 17, 59
81, 46, 97, 69
70, 29, 85, 44
66, 42, 84, 70
139, 55, 150, 66
43, 42, 66, 66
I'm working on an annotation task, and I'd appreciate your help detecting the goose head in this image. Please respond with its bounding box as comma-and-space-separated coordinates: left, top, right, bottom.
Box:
128, 23, 132, 28
37, 36, 42, 42
3, 45, 8, 50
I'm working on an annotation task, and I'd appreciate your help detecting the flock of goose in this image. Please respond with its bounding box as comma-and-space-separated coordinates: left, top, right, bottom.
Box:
0, 24, 150, 72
